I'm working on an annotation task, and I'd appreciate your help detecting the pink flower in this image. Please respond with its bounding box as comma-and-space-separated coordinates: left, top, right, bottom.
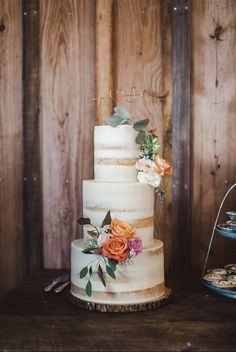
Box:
135, 159, 157, 173
128, 239, 143, 255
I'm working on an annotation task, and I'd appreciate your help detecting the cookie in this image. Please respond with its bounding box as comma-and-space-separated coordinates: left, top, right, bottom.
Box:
227, 275, 236, 283
208, 268, 227, 275
211, 280, 236, 288
203, 273, 225, 282
224, 264, 236, 273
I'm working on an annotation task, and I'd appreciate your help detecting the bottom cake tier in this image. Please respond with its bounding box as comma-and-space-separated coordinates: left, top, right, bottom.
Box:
71, 239, 166, 305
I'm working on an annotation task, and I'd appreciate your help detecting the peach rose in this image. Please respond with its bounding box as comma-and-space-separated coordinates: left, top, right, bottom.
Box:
102, 236, 129, 262
155, 155, 172, 176
111, 219, 135, 239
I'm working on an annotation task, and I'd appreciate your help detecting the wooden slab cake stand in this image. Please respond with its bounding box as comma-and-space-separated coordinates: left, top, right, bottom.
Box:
68, 287, 171, 312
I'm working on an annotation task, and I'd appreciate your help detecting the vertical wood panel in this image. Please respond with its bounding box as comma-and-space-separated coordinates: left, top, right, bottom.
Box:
191, 0, 236, 271
22, 0, 42, 272
113, 0, 173, 271
96, 0, 113, 123
172, 0, 191, 271
40, 0, 96, 268
0, 0, 24, 295
157, 0, 172, 273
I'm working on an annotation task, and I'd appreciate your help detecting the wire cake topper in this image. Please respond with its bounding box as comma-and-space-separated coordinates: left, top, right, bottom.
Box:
88, 87, 168, 106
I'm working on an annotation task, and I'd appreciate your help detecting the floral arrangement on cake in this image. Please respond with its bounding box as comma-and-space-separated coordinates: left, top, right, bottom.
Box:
106, 106, 172, 202
78, 211, 142, 297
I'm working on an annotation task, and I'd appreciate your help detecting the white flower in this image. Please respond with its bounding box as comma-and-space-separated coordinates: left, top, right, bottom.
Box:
137, 171, 161, 188
97, 229, 111, 247
137, 171, 149, 184
102, 225, 110, 233
148, 173, 161, 187
129, 248, 136, 259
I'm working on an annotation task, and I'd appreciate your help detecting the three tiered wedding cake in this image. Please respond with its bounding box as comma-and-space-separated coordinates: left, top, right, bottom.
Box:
70, 110, 171, 311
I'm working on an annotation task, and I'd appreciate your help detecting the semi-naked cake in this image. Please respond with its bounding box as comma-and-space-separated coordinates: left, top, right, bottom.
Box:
70, 123, 170, 311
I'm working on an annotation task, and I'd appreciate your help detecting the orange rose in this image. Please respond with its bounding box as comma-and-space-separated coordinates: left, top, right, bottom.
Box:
102, 236, 129, 262
155, 155, 172, 176
111, 219, 135, 239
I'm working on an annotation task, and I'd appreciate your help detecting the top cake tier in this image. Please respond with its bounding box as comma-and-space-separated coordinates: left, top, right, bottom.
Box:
94, 125, 140, 182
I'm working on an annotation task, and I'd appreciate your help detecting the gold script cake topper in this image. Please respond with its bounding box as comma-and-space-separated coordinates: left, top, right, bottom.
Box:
88, 87, 168, 106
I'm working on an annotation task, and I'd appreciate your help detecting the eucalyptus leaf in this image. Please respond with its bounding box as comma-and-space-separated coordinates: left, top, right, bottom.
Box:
114, 106, 131, 120
106, 115, 124, 127
86, 280, 92, 297
80, 266, 88, 279
133, 118, 149, 132
89, 266, 93, 276
102, 210, 112, 227
106, 265, 116, 279
77, 217, 91, 225
98, 265, 106, 287
83, 247, 99, 253
82, 250, 94, 254
135, 131, 146, 144
108, 258, 118, 272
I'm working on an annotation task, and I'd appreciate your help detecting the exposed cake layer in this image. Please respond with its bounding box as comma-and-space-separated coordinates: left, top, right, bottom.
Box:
94, 125, 139, 181
83, 180, 154, 248
71, 239, 165, 304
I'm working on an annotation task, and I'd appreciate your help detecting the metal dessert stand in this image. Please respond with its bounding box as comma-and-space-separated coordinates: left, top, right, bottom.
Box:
201, 182, 236, 299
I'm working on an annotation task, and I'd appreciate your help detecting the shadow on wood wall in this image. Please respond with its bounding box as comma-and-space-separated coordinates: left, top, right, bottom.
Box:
0, 0, 236, 296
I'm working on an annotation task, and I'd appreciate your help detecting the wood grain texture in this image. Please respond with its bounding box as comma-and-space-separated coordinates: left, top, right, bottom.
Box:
0, 0, 24, 296
113, 0, 173, 271
96, 0, 113, 123
40, 0, 96, 268
156, 0, 172, 273
1, 270, 236, 351
22, 0, 42, 273
191, 0, 236, 271
172, 0, 191, 271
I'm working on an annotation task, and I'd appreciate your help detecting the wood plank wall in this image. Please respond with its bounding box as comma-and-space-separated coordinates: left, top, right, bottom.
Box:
0, 0, 236, 293
172, 0, 191, 272
113, 0, 173, 272
191, 0, 236, 271
0, 0, 24, 296
23, 0, 42, 273
40, 0, 95, 268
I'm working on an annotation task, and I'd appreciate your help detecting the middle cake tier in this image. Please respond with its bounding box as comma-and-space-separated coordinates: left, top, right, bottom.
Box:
83, 180, 154, 248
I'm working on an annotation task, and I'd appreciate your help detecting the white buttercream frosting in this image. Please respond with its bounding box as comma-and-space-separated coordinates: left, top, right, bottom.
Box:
83, 180, 154, 248
94, 125, 140, 181
71, 239, 165, 304
71, 125, 166, 305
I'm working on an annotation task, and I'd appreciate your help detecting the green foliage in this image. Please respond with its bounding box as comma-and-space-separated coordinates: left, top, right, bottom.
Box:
108, 258, 118, 272
89, 266, 93, 276
80, 266, 88, 279
133, 118, 149, 132
87, 230, 98, 237
98, 265, 106, 287
133, 118, 149, 144
135, 131, 146, 144
77, 217, 91, 225
139, 132, 160, 160
86, 280, 92, 297
102, 210, 112, 227
106, 106, 131, 127
155, 187, 166, 205
106, 265, 116, 279
114, 106, 131, 119
82, 250, 94, 254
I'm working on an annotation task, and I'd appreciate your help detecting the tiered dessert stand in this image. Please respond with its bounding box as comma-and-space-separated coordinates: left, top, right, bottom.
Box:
202, 182, 236, 298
